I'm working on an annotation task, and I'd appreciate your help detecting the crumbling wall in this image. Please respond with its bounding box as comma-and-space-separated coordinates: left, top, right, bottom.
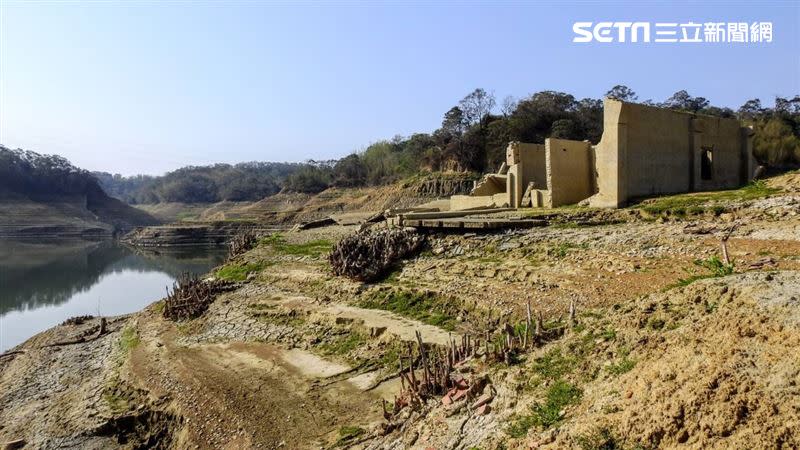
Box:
471, 174, 507, 196
591, 99, 755, 208
545, 138, 593, 207
450, 193, 508, 210
506, 142, 545, 207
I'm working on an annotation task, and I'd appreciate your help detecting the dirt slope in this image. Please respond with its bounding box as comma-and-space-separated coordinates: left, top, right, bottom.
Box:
2, 171, 799, 449
131, 173, 477, 225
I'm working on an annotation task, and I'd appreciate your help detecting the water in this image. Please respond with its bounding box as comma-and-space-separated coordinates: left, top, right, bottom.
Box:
0, 239, 228, 352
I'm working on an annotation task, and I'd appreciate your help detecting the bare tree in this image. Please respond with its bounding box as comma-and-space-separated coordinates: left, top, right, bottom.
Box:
459, 88, 496, 127
500, 95, 517, 117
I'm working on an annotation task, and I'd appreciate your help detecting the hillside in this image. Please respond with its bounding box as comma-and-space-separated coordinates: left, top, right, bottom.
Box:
134, 173, 476, 224
0, 146, 160, 237
3, 170, 799, 449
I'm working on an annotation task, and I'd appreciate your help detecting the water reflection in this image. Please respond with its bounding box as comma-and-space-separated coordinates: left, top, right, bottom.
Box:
0, 240, 227, 351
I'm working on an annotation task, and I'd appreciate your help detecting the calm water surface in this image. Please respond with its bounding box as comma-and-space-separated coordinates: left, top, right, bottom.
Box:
0, 240, 227, 352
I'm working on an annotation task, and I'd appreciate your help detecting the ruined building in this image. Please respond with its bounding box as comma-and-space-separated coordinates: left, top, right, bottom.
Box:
451, 98, 758, 209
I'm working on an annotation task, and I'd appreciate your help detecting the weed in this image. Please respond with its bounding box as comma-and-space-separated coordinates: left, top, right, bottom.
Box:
251, 310, 305, 327
647, 317, 666, 330
152, 300, 165, 314
380, 267, 403, 283
607, 357, 636, 375
532, 347, 578, 380
508, 380, 583, 436
547, 242, 586, 258
118, 326, 140, 354
176, 320, 203, 335
260, 233, 332, 257
102, 387, 130, 413
668, 255, 735, 289
686, 206, 704, 216
247, 303, 275, 310
581, 310, 604, 320
600, 327, 617, 341
216, 261, 269, 281
360, 289, 458, 331
695, 255, 734, 277
633, 180, 778, 217
320, 332, 366, 357
335, 426, 365, 447
576, 427, 622, 450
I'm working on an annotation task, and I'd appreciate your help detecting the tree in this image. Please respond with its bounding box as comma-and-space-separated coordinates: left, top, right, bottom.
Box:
508, 91, 578, 144
332, 154, 367, 187
550, 119, 578, 139
605, 85, 638, 102
500, 95, 518, 117
737, 99, 763, 119
441, 106, 467, 137
574, 98, 604, 143
284, 165, 332, 193
775, 96, 800, 116
459, 88, 496, 127
664, 90, 709, 113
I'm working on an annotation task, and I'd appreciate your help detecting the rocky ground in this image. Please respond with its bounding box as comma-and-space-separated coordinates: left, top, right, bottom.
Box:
1, 172, 799, 449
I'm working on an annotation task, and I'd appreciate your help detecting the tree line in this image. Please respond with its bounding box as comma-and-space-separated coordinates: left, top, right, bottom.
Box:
91, 86, 800, 202
1, 146, 102, 197
93, 161, 319, 204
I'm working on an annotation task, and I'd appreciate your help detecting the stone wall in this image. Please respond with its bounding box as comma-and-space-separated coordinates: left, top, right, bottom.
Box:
591, 99, 755, 208
506, 142, 545, 207
545, 138, 593, 207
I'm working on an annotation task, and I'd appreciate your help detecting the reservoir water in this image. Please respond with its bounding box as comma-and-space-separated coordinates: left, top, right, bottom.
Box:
0, 239, 227, 352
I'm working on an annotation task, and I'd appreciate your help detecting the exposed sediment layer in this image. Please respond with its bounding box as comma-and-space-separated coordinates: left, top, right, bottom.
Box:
122, 222, 281, 247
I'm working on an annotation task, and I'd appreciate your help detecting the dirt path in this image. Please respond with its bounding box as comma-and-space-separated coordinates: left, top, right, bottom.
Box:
130, 314, 386, 449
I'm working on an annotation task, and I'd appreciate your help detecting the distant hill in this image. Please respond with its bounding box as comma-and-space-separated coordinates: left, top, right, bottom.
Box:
92, 161, 316, 204
0, 146, 160, 237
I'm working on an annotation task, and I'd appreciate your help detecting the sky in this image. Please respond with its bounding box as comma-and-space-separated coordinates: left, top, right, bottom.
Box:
1, 1, 798, 176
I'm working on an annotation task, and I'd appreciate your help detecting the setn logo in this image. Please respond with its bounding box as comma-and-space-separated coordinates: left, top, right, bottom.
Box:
573, 21, 773, 44
573, 22, 651, 43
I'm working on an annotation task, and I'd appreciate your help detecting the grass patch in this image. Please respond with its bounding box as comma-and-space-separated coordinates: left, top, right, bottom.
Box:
607, 357, 636, 375
175, 211, 198, 222
668, 255, 735, 289
600, 327, 617, 341
532, 347, 578, 381
334, 425, 365, 447
176, 320, 203, 335
216, 261, 269, 281
360, 289, 458, 331
250, 309, 305, 327
646, 317, 666, 330
152, 300, 165, 314
320, 332, 366, 357
634, 180, 778, 217
102, 386, 130, 413
576, 427, 623, 450
508, 380, 583, 437
118, 326, 140, 354
260, 233, 332, 257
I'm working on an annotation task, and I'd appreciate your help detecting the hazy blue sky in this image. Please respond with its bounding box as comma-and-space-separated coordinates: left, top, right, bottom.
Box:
1, 1, 798, 175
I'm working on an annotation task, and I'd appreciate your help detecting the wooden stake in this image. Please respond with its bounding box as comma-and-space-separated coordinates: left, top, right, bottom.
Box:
525, 300, 532, 348
569, 299, 576, 328
721, 238, 730, 265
